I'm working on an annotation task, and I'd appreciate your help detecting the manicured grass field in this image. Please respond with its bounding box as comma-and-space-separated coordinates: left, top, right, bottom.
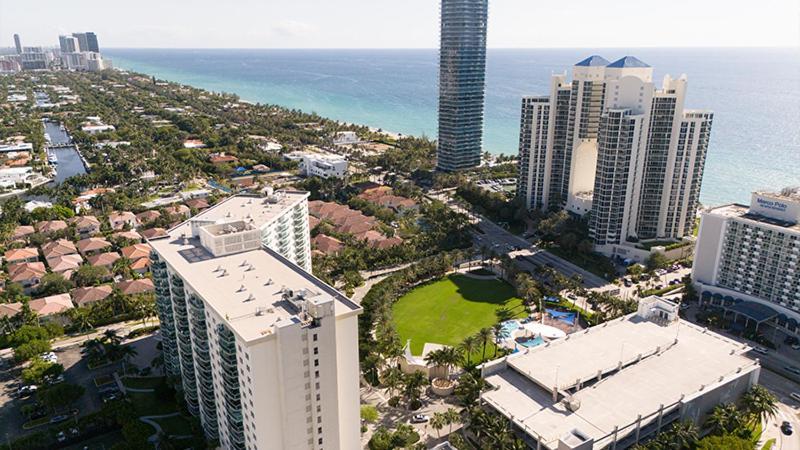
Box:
393, 274, 527, 355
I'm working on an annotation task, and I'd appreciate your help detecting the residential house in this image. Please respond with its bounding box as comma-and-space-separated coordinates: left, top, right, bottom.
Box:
164, 204, 190, 219
41, 239, 78, 260
7, 262, 46, 293
311, 234, 343, 256
87, 252, 121, 271
112, 230, 142, 243
129, 257, 151, 275
77, 237, 112, 256
69, 215, 101, 237
10, 225, 34, 241
0, 302, 23, 319
46, 253, 83, 280
121, 243, 151, 261
209, 153, 238, 165
71, 285, 113, 307
135, 210, 161, 224
184, 198, 209, 211
108, 211, 137, 231
4, 247, 39, 264
35, 220, 68, 235
140, 228, 167, 240
116, 278, 154, 295
29, 294, 73, 320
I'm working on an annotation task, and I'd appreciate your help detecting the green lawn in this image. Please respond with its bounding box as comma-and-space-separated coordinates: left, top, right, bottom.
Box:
392, 274, 527, 355
154, 414, 194, 436
128, 390, 179, 416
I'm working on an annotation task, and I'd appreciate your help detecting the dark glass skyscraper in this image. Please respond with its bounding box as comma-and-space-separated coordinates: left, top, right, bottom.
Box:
13, 34, 21, 54
436, 0, 488, 171
73, 32, 99, 53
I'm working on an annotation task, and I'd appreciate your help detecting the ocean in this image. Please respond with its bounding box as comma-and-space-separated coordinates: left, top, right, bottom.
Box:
105, 48, 800, 206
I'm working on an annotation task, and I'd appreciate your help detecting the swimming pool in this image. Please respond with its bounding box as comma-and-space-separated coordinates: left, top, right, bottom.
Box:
499, 320, 520, 340
518, 336, 545, 348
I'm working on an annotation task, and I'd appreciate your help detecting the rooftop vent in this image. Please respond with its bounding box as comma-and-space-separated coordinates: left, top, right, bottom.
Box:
219, 269, 228, 277
246, 264, 255, 272
265, 278, 273, 286
245, 294, 255, 302
214, 265, 223, 272
240, 260, 248, 267
237, 284, 246, 292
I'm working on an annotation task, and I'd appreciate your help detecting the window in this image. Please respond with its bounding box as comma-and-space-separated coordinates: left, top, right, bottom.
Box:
313, 347, 318, 355
315, 371, 319, 378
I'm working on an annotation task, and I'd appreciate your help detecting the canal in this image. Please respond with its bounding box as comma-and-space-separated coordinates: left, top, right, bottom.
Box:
43, 120, 87, 184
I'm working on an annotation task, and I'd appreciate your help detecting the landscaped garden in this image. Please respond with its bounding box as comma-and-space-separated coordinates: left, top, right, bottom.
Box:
392, 274, 527, 355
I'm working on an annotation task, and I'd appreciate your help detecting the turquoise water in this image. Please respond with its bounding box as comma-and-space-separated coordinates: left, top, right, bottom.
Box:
105, 48, 800, 205
499, 320, 520, 339
518, 336, 545, 348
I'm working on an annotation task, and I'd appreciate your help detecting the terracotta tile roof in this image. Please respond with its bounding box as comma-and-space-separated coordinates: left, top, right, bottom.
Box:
0, 302, 23, 319
87, 251, 121, 267
71, 285, 113, 306
46, 253, 84, 273
11, 225, 34, 240
311, 234, 344, 255
140, 228, 167, 239
4, 247, 38, 263
35, 220, 68, 234
184, 198, 209, 210
69, 215, 100, 230
121, 243, 151, 261
29, 294, 73, 316
112, 230, 142, 242
8, 262, 46, 282
129, 257, 151, 271
308, 215, 321, 230
41, 239, 78, 259
164, 204, 190, 217
116, 278, 155, 295
135, 210, 161, 223
77, 237, 112, 254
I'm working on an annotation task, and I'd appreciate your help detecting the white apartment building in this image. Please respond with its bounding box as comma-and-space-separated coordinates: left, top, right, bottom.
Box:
693, 188, 800, 334
149, 190, 361, 450
517, 56, 712, 260
481, 296, 759, 450
286, 152, 348, 179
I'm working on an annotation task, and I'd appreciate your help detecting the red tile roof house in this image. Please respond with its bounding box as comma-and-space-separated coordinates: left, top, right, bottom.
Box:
46, 253, 83, 279
184, 198, 209, 211
4, 247, 39, 265
121, 243, 151, 261
108, 211, 138, 231
77, 237, 112, 256
129, 257, 151, 275
87, 252, 121, 271
112, 230, 143, 243
0, 302, 23, 319
116, 278, 155, 295
41, 239, 78, 260
140, 228, 168, 240
311, 234, 344, 255
69, 215, 101, 237
10, 225, 34, 241
29, 294, 74, 321
35, 220, 68, 235
7, 262, 47, 294
135, 210, 161, 225
209, 153, 238, 165
164, 204, 191, 219
71, 285, 113, 307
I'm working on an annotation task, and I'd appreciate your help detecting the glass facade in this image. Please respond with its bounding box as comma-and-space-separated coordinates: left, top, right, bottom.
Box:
436, 0, 488, 171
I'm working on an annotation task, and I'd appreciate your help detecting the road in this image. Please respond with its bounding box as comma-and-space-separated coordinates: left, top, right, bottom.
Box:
759, 369, 800, 450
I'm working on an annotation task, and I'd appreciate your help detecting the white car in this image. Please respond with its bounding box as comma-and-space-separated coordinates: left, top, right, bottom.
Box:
41, 352, 58, 363
752, 346, 769, 355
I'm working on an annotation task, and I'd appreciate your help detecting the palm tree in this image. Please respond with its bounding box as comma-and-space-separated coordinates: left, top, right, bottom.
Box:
382, 367, 403, 399
492, 323, 504, 357
430, 412, 446, 438
69, 308, 93, 332
741, 385, 779, 426
403, 371, 427, 409
459, 335, 479, 367
444, 407, 460, 434
477, 327, 493, 362
705, 403, 744, 435
666, 421, 699, 449
118, 344, 139, 375
103, 328, 122, 345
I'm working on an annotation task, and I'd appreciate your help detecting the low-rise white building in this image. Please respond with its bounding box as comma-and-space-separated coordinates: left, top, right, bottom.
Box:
332, 131, 360, 146
286, 152, 348, 179
693, 188, 800, 333
480, 296, 759, 450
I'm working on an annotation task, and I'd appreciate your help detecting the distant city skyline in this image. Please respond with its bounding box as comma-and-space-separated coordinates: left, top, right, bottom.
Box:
1, 0, 798, 49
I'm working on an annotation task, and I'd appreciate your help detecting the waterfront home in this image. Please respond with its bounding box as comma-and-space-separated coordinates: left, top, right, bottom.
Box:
4, 247, 39, 264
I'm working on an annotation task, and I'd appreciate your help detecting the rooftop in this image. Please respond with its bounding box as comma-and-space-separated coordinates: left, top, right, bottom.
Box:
150, 194, 359, 343
574, 55, 610, 67
481, 298, 756, 449
708, 203, 800, 231
188, 191, 308, 229
607, 56, 650, 68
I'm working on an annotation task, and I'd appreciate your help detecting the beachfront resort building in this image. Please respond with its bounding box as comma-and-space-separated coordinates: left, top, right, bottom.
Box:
149, 190, 361, 449
436, 0, 488, 171
516, 56, 712, 261
693, 188, 800, 335
481, 296, 760, 450
285, 151, 349, 179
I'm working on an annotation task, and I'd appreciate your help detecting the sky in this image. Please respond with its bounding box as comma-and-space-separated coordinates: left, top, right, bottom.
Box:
1, 0, 799, 49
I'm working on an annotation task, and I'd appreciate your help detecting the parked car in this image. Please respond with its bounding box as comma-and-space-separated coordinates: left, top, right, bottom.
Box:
17, 385, 38, 397
41, 352, 57, 364
50, 414, 70, 424
752, 346, 769, 355
102, 392, 121, 403
43, 374, 64, 385
792, 344, 800, 351
781, 421, 793, 436
784, 366, 800, 376
56, 432, 67, 443
410, 414, 429, 424
567, 294, 578, 301
790, 392, 800, 403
